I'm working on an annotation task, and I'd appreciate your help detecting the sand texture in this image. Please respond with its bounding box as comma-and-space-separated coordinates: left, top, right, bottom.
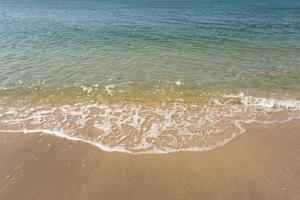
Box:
1, 120, 300, 200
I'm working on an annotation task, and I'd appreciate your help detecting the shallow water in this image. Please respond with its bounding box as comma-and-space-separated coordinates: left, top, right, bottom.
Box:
0, 0, 300, 153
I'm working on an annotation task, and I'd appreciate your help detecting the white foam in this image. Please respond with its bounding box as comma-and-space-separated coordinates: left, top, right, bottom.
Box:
1, 129, 131, 153
105, 85, 116, 96
224, 93, 300, 110
80, 86, 93, 94
175, 81, 183, 86
1, 95, 300, 154
42, 128, 237, 154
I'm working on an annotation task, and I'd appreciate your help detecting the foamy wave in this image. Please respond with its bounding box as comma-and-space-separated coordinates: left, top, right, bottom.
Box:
0, 97, 299, 154
224, 93, 300, 110
1, 129, 131, 153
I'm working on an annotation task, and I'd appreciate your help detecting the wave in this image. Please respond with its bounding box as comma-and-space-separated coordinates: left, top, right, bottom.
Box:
0, 94, 299, 154
224, 93, 300, 110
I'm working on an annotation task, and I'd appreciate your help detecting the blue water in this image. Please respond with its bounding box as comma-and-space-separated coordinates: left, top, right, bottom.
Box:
0, 0, 299, 102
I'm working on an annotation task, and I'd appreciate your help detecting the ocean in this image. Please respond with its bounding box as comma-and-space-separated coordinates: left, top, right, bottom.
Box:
0, 0, 300, 153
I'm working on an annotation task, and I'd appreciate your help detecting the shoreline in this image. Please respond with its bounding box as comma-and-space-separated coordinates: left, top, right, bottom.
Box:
1, 119, 300, 200
1, 97, 300, 154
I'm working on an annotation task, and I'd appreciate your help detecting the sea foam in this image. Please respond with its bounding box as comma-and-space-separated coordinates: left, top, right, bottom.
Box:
224, 93, 300, 110
0, 94, 299, 154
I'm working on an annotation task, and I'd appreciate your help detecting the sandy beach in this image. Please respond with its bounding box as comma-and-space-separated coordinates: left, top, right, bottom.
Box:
1, 119, 299, 200
1, 0, 300, 199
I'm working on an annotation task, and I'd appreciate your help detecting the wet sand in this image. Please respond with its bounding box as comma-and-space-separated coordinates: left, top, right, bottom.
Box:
0, 120, 300, 200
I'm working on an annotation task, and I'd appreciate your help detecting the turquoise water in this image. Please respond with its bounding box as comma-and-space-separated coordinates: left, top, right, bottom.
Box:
0, 0, 300, 102
0, 0, 300, 153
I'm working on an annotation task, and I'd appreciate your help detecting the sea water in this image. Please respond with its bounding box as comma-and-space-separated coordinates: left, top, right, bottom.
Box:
0, 0, 300, 153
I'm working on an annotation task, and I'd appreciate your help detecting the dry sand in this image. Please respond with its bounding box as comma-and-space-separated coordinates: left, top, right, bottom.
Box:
0, 120, 300, 200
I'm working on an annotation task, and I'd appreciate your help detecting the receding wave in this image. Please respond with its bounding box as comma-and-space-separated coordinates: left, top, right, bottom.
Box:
0, 94, 299, 154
